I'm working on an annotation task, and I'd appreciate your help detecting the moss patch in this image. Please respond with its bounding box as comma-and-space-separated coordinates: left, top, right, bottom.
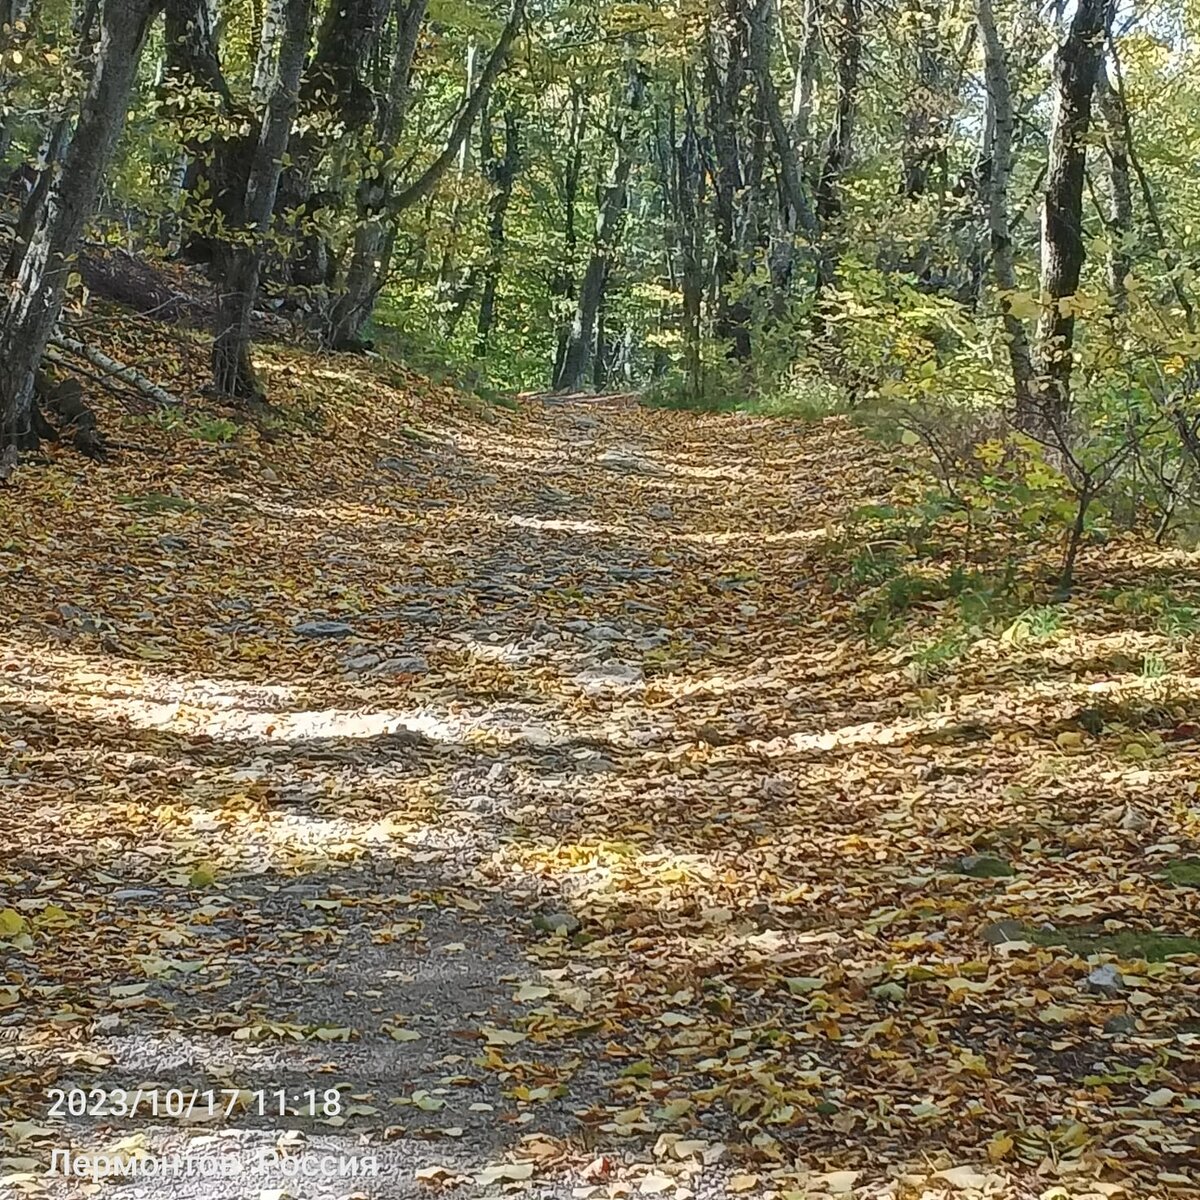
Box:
1029, 925, 1200, 962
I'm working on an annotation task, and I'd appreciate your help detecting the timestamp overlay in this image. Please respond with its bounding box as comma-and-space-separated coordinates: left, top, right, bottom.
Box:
37, 1085, 384, 1187
46, 1085, 346, 1122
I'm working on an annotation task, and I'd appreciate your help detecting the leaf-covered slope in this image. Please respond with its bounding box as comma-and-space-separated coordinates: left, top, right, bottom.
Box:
1, 342, 1198, 1197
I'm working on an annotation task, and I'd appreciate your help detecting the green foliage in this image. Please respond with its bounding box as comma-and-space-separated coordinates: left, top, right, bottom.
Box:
1103, 585, 1200, 637
190, 416, 240, 443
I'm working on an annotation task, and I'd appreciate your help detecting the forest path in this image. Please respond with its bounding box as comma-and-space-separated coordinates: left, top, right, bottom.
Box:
1, 384, 1197, 1199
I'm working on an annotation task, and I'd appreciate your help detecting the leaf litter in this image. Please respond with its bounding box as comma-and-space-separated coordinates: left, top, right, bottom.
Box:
0, 330, 1198, 1197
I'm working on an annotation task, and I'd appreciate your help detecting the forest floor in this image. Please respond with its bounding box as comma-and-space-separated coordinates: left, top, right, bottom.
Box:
1, 321, 1199, 1200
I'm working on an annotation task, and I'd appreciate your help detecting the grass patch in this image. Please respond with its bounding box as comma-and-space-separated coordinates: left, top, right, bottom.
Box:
1029, 925, 1200, 961
643, 370, 848, 419
1161, 858, 1200, 887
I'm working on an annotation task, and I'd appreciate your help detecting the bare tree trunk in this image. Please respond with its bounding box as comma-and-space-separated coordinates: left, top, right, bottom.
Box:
326, 0, 523, 350
1033, 0, 1115, 427
269, 0, 389, 284
789, 0, 818, 148
475, 104, 520, 355
550, 83, 587, 384
1095, 59, 1132, 312
211, 0, 312, 399
0, 0, 163, 450
657, 74, 705, 400
814, 0, 862, 292
555, 65, 643, 393
705, 0, 753, 361
435, 39, 477, 323
900, 0, 950, 199
748, 0, 816, 297
976, 0, 1035, 419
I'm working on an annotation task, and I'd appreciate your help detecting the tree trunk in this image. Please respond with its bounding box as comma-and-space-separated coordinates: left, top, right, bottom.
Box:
814, 0, 862, 291
475, 104, 520, 355
164, 0, 230, 104
0, 0, 163, 451
326, 0, 523, 350
748, 0, 816, 302
551, 83, 587, 385
705, 0, 753, 361
789, 0, 818, 149
1033, 0, 1115, 429
554, 65, 643, 393
322, 0, 427, 348
435, 40, 478, 323
900, 0, 950, 199
270, 0, 390, 282
1095, 59, 1132, 313
976, 0, 1035, 420
211, 0, 312, 399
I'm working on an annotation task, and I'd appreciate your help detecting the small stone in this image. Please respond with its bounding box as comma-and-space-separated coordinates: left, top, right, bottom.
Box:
1120, 806, 1150, 832
648, 503, 673, 521
294, 620, 355, 638
533, 912, 581, 936
1085, 964, 1126, 996
378, 456, 413, 474
981, 919, 1026, 945
279, 883, 320, 898
949, 854, 1016, 879
597, 448, 666, 476
372, 654, 429, 676
343, 652, 382, 673
400, 606, 442, 627
1074, 706, 1106, 735
635, 629, 671, 650
260, 467, 279, 483
585, 624, 623, 642
577, 662, 643, 695
574, 755, 618, 774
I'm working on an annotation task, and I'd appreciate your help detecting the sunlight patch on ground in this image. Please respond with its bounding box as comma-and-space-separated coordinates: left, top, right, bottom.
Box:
486, 507, 835, 548
507, 514, 624, 535
0, 642, 303, 708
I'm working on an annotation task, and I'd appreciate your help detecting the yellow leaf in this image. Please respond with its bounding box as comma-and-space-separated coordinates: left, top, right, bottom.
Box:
386, 1026, 421, 1042
188, 865, 216, 889
987, 1134, 1014, 1161
0, 909, 27, 938
482, 1026, 526, 1045
729, 1174, 760, 1193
